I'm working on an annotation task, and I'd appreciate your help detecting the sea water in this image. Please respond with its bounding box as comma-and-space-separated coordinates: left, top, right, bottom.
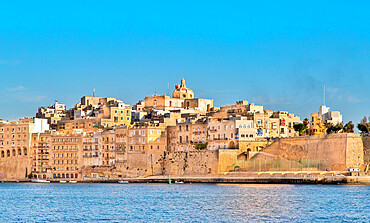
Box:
0, 183, 368, 222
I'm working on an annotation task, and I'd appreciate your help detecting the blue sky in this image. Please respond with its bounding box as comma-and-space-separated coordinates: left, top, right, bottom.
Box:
0, 1, 369, 125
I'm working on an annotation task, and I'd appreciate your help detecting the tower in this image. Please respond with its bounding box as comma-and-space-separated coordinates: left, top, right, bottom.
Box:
323, 84, 325, 105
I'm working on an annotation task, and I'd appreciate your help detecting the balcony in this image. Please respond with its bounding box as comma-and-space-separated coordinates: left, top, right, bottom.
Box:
212, 138, 229, 141
83, 155, 99, 158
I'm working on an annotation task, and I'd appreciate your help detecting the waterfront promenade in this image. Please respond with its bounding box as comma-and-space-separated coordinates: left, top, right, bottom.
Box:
2, 172, 369, 184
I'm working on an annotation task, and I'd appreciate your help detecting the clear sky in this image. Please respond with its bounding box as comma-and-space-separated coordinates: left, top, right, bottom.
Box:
0, 1, 369, 125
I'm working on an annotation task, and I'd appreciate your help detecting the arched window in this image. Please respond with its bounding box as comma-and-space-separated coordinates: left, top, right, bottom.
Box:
66, 173, 70, 178
186, 136, 189, 143
179, 136, 182, 143
1, 151, 4, 158
18, 149, 22, 156
62, 173, 65, 178
57, 173, 61, 178
12, 149, 16, 156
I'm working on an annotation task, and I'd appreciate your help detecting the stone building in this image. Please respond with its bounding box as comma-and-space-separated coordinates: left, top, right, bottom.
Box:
143, 78, 213, 114
0, 118, 49, 179
207, 117, 238, 150
31, 132, 83, 179
82, 131, 102, 166
271, 111, 300, 137
101, 130, 116, 166
308, 112, 326, 135
167, 117, 208, 152
57, 118, 99, 134
36, 100, 66, 129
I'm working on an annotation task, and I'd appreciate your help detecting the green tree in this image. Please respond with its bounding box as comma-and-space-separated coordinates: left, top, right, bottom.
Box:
357, 123, 369, 133
303, 118, 310, 127
327, 123, 343, 134
293, 123, 306, 136
343, 121, 354, 133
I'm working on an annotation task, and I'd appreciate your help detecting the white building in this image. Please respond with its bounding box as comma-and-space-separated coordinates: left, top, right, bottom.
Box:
319, 105, 342, 125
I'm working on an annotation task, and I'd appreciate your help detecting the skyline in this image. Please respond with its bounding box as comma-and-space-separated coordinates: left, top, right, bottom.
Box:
1, 1, 369, 123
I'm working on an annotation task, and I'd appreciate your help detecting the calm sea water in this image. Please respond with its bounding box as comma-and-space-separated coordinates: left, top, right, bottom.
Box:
0, 183, 368, 222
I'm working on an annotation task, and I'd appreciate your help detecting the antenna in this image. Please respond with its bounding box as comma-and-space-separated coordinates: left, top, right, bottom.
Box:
323, 85, 325, 105
93, 88, 95, 97
167, 82, 169, 96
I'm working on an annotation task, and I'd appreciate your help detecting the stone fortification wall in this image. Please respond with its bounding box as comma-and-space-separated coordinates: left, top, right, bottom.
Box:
247, 133, 363, 172
162, 151, 219, 176
362, 136, 370, 171
218, 149, 239, 173
122, 152, 165, 177
82, 150, 219, 178
0, 157, 30, 179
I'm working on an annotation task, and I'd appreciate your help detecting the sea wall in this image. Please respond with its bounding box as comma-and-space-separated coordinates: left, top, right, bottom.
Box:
82, 150, 219, 178
246, 133, 364, 172
0, 157, 30, 179
162, 151, 219, 176
362, 136, 370, 171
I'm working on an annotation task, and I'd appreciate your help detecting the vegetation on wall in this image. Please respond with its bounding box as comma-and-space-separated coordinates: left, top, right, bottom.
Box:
195, 143, 208, 150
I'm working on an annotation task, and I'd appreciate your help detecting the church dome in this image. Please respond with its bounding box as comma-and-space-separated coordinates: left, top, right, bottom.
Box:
172, 78, 194, 99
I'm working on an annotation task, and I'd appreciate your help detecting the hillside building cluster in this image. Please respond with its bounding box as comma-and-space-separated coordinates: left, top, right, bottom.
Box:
0, 79, 345, 179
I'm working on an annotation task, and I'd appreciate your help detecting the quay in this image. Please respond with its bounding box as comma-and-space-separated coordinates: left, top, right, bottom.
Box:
2, 172, 369, 185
